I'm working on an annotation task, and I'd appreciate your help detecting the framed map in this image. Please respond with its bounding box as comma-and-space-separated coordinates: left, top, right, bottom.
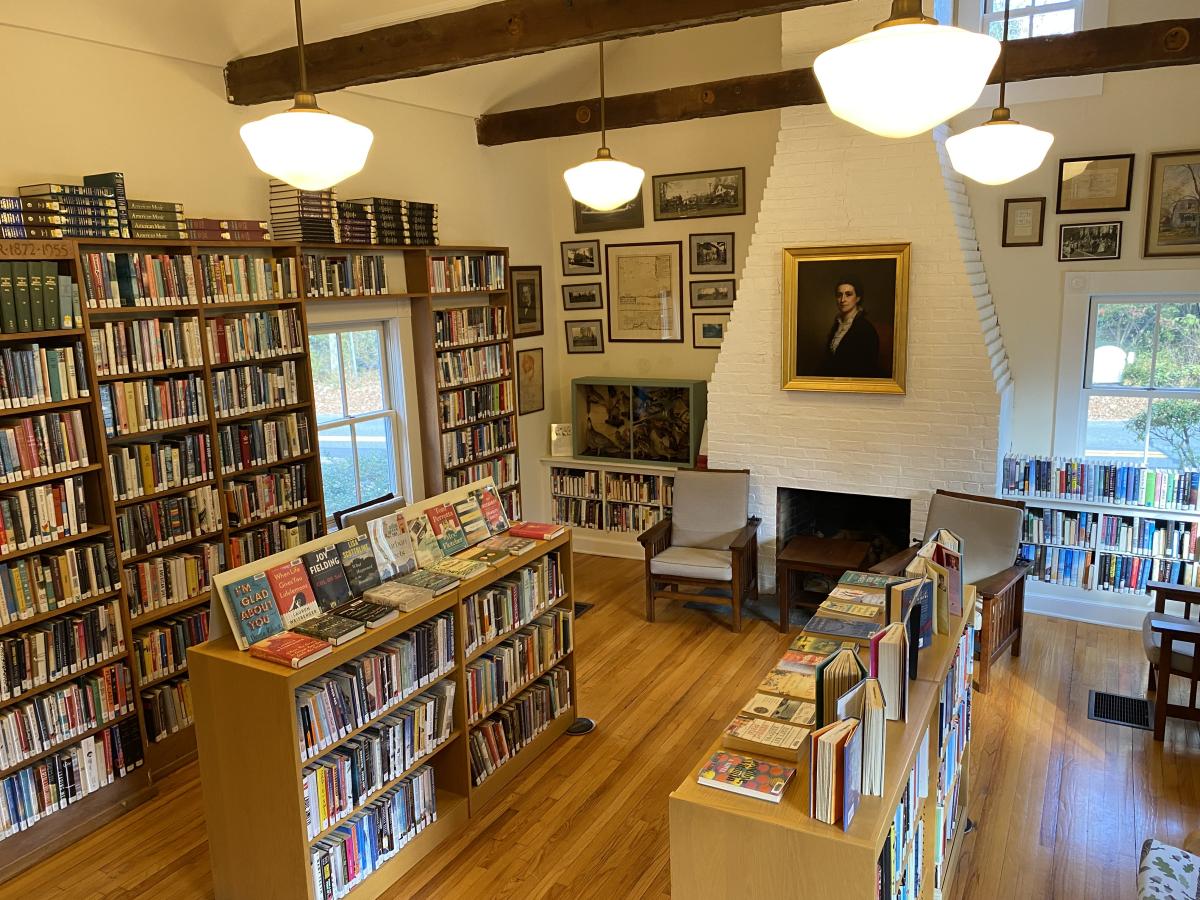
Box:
605, 241, 683, 343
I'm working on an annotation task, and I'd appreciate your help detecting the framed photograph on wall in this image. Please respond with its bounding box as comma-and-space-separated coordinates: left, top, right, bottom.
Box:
511, 266, 544, 338
652, 167, 746, 221
693, 313, 730, 349
564, 319, 605, 354
605, 241, 684, 343
516, 348, 544, 415
562, 282, 603, 310
1002, 197, 1046, 247
690, 279, 736, 308
689, 232, 735, 274
561, 239, 601, 276
1144, 149, 1200, 258
780, 243, 910, 394
573, 192, 644, 233
1056, 154, 1135, 214
1059, 221, 1122, 261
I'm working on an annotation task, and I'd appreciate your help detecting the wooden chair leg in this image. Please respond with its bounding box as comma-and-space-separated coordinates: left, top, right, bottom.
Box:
645, 574, 656, 622
1154, 670, 1168, 741
731, 580, 743, 633
1147, 664, 1157, 695
1011, 580, 1024, 657
975, 648, 991, 694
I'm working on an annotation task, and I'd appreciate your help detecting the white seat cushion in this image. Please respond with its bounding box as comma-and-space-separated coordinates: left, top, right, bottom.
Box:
650, 546, 733, 581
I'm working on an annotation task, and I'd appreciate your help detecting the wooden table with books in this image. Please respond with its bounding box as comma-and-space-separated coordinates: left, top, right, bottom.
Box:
670, 559, 976, 900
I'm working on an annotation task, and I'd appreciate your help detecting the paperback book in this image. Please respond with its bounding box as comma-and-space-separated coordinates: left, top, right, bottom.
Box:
249, 631, 332, 668
366, 512, 416, 579
742, 693, 816, 727
453, 496, 491, 546
758, 668, 816, 701
425, 556, 490, 580
301, 544, 353, 612
722, 714, 811, 762
336, 533, 382, 597
815, 647, 867, 728
470, 482, 511, 533
336, 597, 398, 628
696, 750, 794, 804
293, 613, 365, 646
406, 513, 445, 569
803, 615, 882, 645
808, 717, 860, 828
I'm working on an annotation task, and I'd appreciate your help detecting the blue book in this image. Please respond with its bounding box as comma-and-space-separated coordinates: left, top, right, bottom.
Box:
223, 571, 283, 650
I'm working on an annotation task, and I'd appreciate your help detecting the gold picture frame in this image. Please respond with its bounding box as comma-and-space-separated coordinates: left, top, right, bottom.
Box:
780, 243, 910, 394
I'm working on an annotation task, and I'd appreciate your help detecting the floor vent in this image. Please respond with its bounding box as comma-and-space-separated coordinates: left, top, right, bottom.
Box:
1088, 690, 1152, 730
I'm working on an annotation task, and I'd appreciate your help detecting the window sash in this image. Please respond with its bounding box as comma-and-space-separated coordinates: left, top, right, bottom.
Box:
982, 0, 1080, 35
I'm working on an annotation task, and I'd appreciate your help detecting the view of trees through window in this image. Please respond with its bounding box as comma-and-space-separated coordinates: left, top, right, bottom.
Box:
983, 0, 1081, 40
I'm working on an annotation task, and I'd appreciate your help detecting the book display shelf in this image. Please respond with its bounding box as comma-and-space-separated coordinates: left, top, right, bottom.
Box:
669, 597, 975, 900
541, 457, 678, 560
190, 525, 575, 900
1001, 454, 1200, 628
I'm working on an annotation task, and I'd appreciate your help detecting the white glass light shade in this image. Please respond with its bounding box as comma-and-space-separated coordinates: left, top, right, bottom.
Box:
563, 151, 645, 211
946, 118, 1054, 185
240, 104, 374, 191
814, 24, 1000, 138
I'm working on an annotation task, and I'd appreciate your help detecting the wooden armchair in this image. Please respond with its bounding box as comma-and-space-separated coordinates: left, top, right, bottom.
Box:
1145, 581, 1200, 741
871, 489, 1027, 693
637, 469, 760, 632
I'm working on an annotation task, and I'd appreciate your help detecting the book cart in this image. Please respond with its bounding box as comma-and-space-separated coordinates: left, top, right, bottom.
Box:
190, 522, 576, 899
669, 590, 975, 900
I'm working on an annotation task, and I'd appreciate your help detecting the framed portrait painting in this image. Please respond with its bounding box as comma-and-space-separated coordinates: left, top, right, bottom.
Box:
511, 266, 543, 338
605, 241, 684, 343
1144, 149, 1200, 258
516, 348, 544, 415
780, 243, 910, 394
652, 168, 746, 221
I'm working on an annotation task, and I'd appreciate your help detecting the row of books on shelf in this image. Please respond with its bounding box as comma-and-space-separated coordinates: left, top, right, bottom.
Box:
80, 250, 300, 309
1019, 544, 1090, 588
0, 659, 135, 771
207, 308, 305, 364
1022, 507, 1200, 559
210, 359, 300, 420
440, 418, 515, 467
435, 344, 510, 389
114, 485, 222, 560
428, 253, 504, 294
438, 381, 514, 430
460, 553, 565, 656
1002, 454, 1200, 511
0, 719, 143, 844
1021, 508, 1096, 548
269, 183, 440, 247
224, 463, 311, 527
0, 540, 120, 629
0, 410, 90, 485
228, 511, 322, 568
464, 609, 571, 724
552, 497, 602, 530
878, 747, 929, 900
217, 412, 311, 474
433, 306, 507, 348
300, 253, 389, 298
3, 182, 126, 240
123, 542, 222, 620
443, 453, 520, 501
0, 262, 80, 334
0, 598, 125, 702
107, 434, 213, 502
0, 474, 91, 555
142, 676, 193, 744
604, 474, 669, 504
130, 608, 209, 684
468, 665, 571, 786
604, 503, 664, 534
550, 469, 601, 500
1098, 552, 1196, 593
933, 631, 973, 895
0, 342, 89, 410
98, 373, 207, 437
90, 316, 203, 377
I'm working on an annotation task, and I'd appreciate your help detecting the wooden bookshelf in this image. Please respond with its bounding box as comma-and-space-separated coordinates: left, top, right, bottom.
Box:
190, 527, 575, 900
669, 594, 975, 899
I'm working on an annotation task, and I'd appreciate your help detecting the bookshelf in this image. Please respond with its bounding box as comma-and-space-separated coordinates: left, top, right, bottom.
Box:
669, 598, 975, 900
190, 527, 575, 900
541, 457, 679, 559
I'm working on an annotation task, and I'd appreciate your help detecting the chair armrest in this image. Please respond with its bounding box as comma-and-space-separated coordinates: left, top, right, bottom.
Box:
728, 517, 761, 552
637, 517, 672, 550
1147, 580, 1200, 614
870, 544, 920, 576
1185, 829, 1200, 857
972, 562, 1030, 598
1149, 613, 1200, 640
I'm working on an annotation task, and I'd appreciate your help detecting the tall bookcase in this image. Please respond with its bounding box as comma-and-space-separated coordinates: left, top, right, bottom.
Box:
190, 528, 575, 900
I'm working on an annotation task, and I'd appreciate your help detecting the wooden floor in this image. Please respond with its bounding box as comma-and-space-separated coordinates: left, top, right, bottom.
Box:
5, 554, 1198, 899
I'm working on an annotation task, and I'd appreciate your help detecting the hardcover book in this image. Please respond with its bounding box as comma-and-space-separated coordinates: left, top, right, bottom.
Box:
815, 647, 867, 728
336, 598, 398, 628
249, 632, 331, 668
470, 483, 511, 533
788, 635, 847, 656
366, 512, 416, 579
808, 717, 858, 825
223, 572, 284, 650
722, 715, 811, 762
696, 751, 794, 804
406, 514, 445, 569
301, 545, 353, 612
803, 615, 882, 644
464, 547, 508, 565
364, 580, 438, 612
758, 668, 816, 701
264, 558, 321, 629
453, 496, 491, 547
478, 535, 535, 556
397, 568, 459, 594
425, 504, 468, 555
424, 556, 490, 580
336, 534, 382, 597
293, 613, 365, 646
742, 693, 816, 726
507, 521, 565, 540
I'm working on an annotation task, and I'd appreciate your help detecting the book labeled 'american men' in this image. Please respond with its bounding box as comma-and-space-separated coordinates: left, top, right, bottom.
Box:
697, 750, 794, 803
223, 572, 284, 650
264, 558, 321, 629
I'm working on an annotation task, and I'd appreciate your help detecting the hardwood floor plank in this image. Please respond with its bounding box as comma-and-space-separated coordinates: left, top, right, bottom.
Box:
2, 554, 1197, 900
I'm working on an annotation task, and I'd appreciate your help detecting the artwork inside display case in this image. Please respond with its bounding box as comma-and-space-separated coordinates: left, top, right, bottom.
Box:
578, 383, 631, 459
633, 386, 692, 464
572, 377, 707, 466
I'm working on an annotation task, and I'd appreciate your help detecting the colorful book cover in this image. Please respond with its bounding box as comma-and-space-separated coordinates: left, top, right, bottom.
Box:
366, 513, 416, 579
397, 569, 459, 594
336, 533, 382, 597
839, 571, 907, 589
804, 615, 882, 642
406, 514, 445, 569
301, 544, 353, 613
425, 504, 468, 556
842, 718, 863, 832
507, 521, 565, 540
470, 483, 511, 534
776, 649, 829, 673
453, 496, 491, 546
758, 668, 816, 700
788, 635, 846, 656
742, 693, 816, 726
263, 558, 321, 629
932, 536, 964, 618
223, 572, 284, 650
696, 751, 794, 804
479, 534, 535, 556
425, 556, 489, 580
249, 631, 331, 668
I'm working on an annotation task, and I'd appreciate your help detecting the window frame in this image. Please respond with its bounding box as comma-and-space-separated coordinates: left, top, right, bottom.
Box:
980, 0, 1083, 40
309, 321, 407, 522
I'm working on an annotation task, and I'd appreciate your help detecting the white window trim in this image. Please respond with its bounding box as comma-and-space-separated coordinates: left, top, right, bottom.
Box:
1054, 269, 1200, 458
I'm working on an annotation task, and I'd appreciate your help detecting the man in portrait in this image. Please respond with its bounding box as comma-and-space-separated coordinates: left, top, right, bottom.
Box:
819, 279, 882, 377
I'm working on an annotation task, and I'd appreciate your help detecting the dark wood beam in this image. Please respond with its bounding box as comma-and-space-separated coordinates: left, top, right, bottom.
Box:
476, 18, 1200, 145
224, 0, 852, 106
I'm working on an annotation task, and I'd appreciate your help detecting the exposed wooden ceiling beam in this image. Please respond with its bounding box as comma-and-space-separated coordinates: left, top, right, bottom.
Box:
224, 0, 853, 106
476, 18, 1200, 145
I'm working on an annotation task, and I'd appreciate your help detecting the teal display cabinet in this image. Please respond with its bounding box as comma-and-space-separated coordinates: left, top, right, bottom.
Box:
571, 377, 708, 467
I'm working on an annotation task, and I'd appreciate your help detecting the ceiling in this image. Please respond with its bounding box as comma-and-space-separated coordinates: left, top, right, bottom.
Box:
0, 1, 782, 117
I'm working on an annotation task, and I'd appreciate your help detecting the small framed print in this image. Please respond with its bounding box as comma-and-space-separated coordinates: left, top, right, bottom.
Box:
1056, 154, 1135, 214
693, 313, 730, 349
516, 348, 545, 415
689, 232, 735, 274
1002, 197, 1046, 247
690, 279, 735, 309
564, 319, 605, 354
511, 266, 544, 338
562, 282, 603, 310
652, 167, 746, 221
1059, 221, 1122, 261
573, 192, 644, 233
561, 239, 601, 276
1144, 149, 1200, 258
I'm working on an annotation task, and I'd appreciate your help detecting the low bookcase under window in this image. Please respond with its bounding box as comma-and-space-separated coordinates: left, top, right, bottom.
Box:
190, 528, 575, 900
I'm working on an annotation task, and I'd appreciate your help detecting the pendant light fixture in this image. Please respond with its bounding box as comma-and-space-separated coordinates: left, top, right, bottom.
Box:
814, 0, 1000, 139
563, 42, 645, 211
240, 0, 374, 191
946, 0, 1053, 185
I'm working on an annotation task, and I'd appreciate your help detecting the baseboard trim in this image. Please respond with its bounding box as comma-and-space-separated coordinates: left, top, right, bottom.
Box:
1025, 587, 1146, 631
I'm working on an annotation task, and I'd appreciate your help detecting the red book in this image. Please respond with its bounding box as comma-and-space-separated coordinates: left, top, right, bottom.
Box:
507, 521, 565, 540
264, 558, 321, 628
250, 632, 332, 668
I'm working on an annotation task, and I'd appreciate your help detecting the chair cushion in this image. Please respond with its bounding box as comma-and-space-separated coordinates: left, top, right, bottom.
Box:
1138, 838, 1200, 899
922, 493, 1022, 585
1143, 613, 1197, 673
672, 470, 749, 550
650, 546, 733, 581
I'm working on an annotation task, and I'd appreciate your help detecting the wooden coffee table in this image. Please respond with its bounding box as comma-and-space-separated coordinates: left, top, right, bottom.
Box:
776, 535, 871, 632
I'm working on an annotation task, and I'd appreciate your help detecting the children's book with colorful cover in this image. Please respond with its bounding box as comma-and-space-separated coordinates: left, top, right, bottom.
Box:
223, 572, 284, 650
425, 504, 469, 556
696, 750, 794, 803
263, 558, 321, 629
366, 512, 417, 579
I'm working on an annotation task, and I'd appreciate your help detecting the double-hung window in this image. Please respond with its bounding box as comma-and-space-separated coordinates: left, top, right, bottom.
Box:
980, 0, 1083, 39
1082, 297, 1200, 468
309, 324, 405, 521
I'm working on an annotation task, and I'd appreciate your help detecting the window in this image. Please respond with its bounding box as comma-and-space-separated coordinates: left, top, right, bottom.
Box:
309, 324, 405, 521
1082, 297, 1200, 467
981, 0, 1082, 39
